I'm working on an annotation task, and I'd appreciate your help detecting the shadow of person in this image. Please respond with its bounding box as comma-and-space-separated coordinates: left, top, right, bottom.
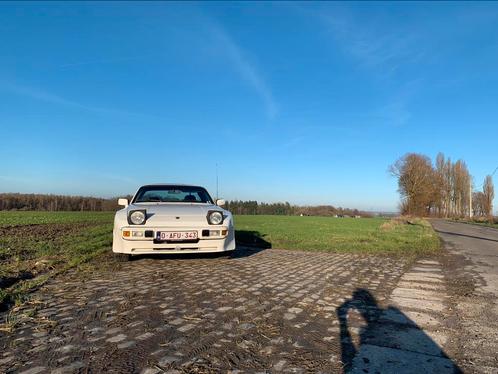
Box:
337, 289, 462, 374
337, 289, 381, 371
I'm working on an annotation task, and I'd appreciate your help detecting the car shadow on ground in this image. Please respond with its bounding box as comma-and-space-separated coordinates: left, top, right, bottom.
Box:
337, 289, 462, 373
235, 230, 272, 249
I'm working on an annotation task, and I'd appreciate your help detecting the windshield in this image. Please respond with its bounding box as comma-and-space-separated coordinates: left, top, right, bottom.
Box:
133, 185, 214, 204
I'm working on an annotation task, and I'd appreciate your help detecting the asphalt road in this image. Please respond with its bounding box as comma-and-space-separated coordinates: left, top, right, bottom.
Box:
431, 220, 498, 302
431, 219, 498, 373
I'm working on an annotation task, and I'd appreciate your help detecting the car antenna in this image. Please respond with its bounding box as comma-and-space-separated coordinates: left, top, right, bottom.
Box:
216, 163, 219, 200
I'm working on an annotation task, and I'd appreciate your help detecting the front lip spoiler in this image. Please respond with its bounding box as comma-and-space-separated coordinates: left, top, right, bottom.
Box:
152, 247, 200, 251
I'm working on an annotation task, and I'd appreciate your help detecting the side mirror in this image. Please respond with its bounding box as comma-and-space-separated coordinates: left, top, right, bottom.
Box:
118, 198, 129, 207
216, 199, 226, 207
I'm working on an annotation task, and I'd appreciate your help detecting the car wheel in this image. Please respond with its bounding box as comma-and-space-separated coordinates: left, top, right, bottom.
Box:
115, 253, 131, 262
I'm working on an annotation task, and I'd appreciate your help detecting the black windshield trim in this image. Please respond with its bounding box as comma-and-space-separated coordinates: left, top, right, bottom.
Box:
131, 185, 214, 204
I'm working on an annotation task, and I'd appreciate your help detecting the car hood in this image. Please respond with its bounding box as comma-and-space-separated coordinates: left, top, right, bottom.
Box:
130, 203, 220, 215
127, 203, 224, 225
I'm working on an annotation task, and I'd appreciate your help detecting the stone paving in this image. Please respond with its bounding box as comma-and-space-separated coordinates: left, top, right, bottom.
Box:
350, 259, 461, 373
0, 248, 408, 373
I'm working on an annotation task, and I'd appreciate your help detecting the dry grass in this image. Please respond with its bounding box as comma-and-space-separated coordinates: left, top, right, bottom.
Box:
380, 216, 430, 231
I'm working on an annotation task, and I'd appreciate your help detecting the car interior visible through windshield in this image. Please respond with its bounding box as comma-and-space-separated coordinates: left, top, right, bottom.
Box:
133, 186, 213, 204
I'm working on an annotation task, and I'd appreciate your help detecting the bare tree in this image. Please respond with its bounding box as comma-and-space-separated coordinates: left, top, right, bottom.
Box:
452, 160, 471, 218
390, 152, 474, 218
472, 191, 486, 217
434, 153, 451, 217
390, 153, 436, 216
483, 175, 495, 222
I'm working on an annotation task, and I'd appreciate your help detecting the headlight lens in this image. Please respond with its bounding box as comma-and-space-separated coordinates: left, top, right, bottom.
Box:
129, 210, 146, 225
208, 211, 223, 225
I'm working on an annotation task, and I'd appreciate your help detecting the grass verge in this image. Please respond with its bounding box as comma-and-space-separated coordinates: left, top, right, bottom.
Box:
235, 215, 440, 254
0, 215, 113, 311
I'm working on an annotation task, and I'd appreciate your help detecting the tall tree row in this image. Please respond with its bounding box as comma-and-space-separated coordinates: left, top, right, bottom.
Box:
391, 152, 494, 218
0, 193, 122, 211
224, 200, 370, 217
0, 193, 371, 216
483, 175, 495, 221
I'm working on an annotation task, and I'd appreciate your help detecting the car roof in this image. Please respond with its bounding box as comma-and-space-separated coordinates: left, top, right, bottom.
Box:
138, 184, 205, 188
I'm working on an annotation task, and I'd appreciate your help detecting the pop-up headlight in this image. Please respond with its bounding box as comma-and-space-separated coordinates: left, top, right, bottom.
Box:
128, 210, 146, 225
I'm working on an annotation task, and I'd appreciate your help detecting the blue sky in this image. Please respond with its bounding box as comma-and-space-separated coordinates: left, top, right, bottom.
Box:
1, 2, 498, 211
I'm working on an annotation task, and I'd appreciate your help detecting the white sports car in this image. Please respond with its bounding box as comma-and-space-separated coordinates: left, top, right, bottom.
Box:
112, 184, 235, 259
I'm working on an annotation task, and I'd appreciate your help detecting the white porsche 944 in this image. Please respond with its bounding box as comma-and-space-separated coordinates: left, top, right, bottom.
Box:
112, 184, 235, 259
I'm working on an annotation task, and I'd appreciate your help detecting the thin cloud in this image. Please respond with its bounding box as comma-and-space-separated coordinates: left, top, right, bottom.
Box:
325, 15, 423, 70
267, 135, 305, 153
5, 83, 85, 108
205, 20, 278, 119
296, 4, 426, 72
289, 4, 423, 127
0, 175, 33, 183
59, 55, 153, 68
372, 78, 421, 127
374, 98, 411, 127
297, 5, 428, 127
1, 81, 153, 119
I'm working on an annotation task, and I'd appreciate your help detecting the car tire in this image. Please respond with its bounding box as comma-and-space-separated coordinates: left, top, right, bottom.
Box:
115, 253, 131, 262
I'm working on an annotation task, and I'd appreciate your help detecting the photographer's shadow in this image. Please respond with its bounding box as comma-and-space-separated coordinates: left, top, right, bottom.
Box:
337, 289, 462, 374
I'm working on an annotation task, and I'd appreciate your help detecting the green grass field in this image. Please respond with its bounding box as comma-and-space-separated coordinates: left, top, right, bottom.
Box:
0, 212, 115, 309
0, 211, 440, 310
0, 211, 114, 227
235, 215, 440, 253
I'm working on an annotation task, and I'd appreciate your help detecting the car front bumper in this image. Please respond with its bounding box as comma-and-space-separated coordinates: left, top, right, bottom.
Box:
112, 226, 236, 255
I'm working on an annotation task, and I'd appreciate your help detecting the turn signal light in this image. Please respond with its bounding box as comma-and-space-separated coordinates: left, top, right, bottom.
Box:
202, 229, 228, 237
123, 230, 131, 237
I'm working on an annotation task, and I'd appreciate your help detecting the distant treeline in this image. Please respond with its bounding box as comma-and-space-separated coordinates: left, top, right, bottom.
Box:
0, 193, 372, 217
0, 193, 121, 211
225, 200, 372, 217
